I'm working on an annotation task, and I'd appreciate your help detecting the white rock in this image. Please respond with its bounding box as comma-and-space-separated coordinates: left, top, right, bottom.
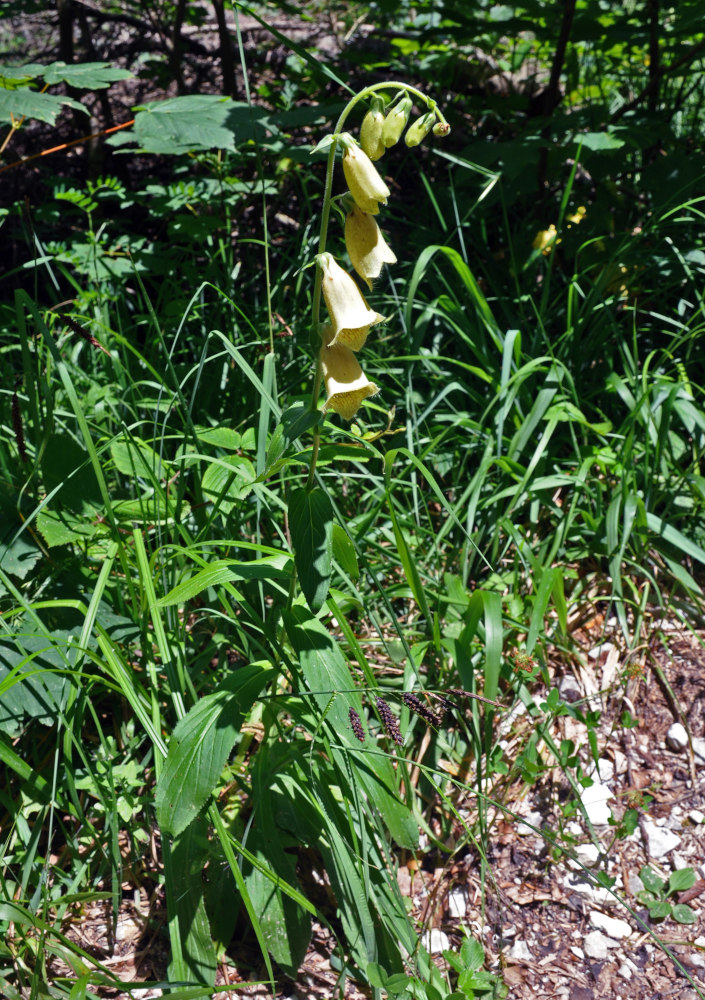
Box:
666, 722, 688, 752
693, 737, 705, 763
618, 962, 633, 980
508, 940, 533, 961
671, 852, 690, 870
689, 809, 704, 825
642, 818, 681, 858
570, 946, 585, 959
564, 871, 613, 904
589, 910, 632, 939
516, 810, 543, 836
588, 642, 614, 659
575, 843, 601, 867
584, 930, 612, 959
592, 757, 615, 783
422, 929, 450, 953
581, 782, 613, 825
447, 888, 467, 918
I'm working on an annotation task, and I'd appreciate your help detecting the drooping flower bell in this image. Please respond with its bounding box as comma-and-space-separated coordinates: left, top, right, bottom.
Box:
381, 95, 412, 148
316, 252, 385, 351
339, 132, 390, 215
360, 94, 386, 162
320, 327, 379, 420
405, 111, 437, 148
344, 202, 397, 290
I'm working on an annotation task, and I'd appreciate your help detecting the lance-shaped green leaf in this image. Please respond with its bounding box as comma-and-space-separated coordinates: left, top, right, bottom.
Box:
156, 662, 275, 836
288, 487, 334, 613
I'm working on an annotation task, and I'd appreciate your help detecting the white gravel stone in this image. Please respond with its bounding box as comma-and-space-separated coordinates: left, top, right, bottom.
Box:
575, 843, 601, 867
564, 871, 613, 904
422, 928, 450, 953
618, 962, 633, 980
570, 946, 585, 959
589, 910, 632, 939
693, 737, 705, 763
671, 852, 691, 870
507, 939, 533, 961
516, 810, 543, 836
642, 818, 681, 858
581, 782, 613, 825
689, 809, 705, 825
667, 722, 688, 751
584, 930, 613, 959
447, 888, 467, 918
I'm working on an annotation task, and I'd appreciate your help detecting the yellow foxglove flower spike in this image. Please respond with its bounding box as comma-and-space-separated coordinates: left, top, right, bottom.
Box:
360, 95, 386, 162
382, 95, 413, 148
316, 251, 385, 351
345, 203, 397, 290
320, 327, 379, 421
339, 132, 391, 215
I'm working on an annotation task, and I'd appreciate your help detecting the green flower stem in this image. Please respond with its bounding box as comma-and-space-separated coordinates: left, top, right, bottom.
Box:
306, 81, 447, 493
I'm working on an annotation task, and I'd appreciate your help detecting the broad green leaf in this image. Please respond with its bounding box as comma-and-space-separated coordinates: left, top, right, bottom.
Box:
0, 89, 86, 124
110, 437, 164, 479
156, 663, 274, 836
578, 130, 625, 151
288, 487, 333, 613
108, 96, 268, 155
331, 522, 359, 580
668, 868, 696, 893
0, 64, 46, 83
165, 817, 217, 987
36, 508, 99, 548
42, 61, 132, 88
639, 866, 665, 894
201, 455, 255, 513
40, 433, 102, 513
671, 903, 697, 924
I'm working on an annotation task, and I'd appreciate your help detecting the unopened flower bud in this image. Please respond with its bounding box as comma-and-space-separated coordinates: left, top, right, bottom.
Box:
320, 329, 379, 420
316, 251, 385, 351
405, 111, 436, 147
339, 132, 390, 215
381, 96, 413, 148
345, 203, 397, 290
432, 121, 451, 138
360, 95, 386, 162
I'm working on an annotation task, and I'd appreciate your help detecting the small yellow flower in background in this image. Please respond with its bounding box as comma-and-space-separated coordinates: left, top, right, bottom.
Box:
320, 327, 379, 420
405, 111, 436, 147
567, 205, 586, 226
382, 96, 412, 148
345, 203, 397, 290
317, 251, 385, 351
533, 223, 560, 256
340, 132, 390, 215
360, 95, 386, 162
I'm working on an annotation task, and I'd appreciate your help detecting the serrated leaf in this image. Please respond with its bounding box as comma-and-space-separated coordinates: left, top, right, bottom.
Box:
110, 438, 164, 479
156, 663, 274, 836
460, 935, 485, 970
36, 508, 99, 547
109, 95, 268, 155
0, 90, 86, 124
0, 63, 46, 83
201, 455, 255, 514
42, 61, 132, 88
288, 487, 333, 613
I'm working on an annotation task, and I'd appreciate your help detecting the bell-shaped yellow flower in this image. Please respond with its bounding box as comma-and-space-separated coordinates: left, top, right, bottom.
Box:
340, 132, 390, 215
317, 251, 385, 351
345, 203, 397, 290
321, 330, 379, 420
405, 111, 436, 147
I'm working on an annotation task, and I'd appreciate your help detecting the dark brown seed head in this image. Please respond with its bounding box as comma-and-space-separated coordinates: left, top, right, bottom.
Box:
376, 696, 404, 746
349, 706, 365, 743
401, 691, 441, 727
